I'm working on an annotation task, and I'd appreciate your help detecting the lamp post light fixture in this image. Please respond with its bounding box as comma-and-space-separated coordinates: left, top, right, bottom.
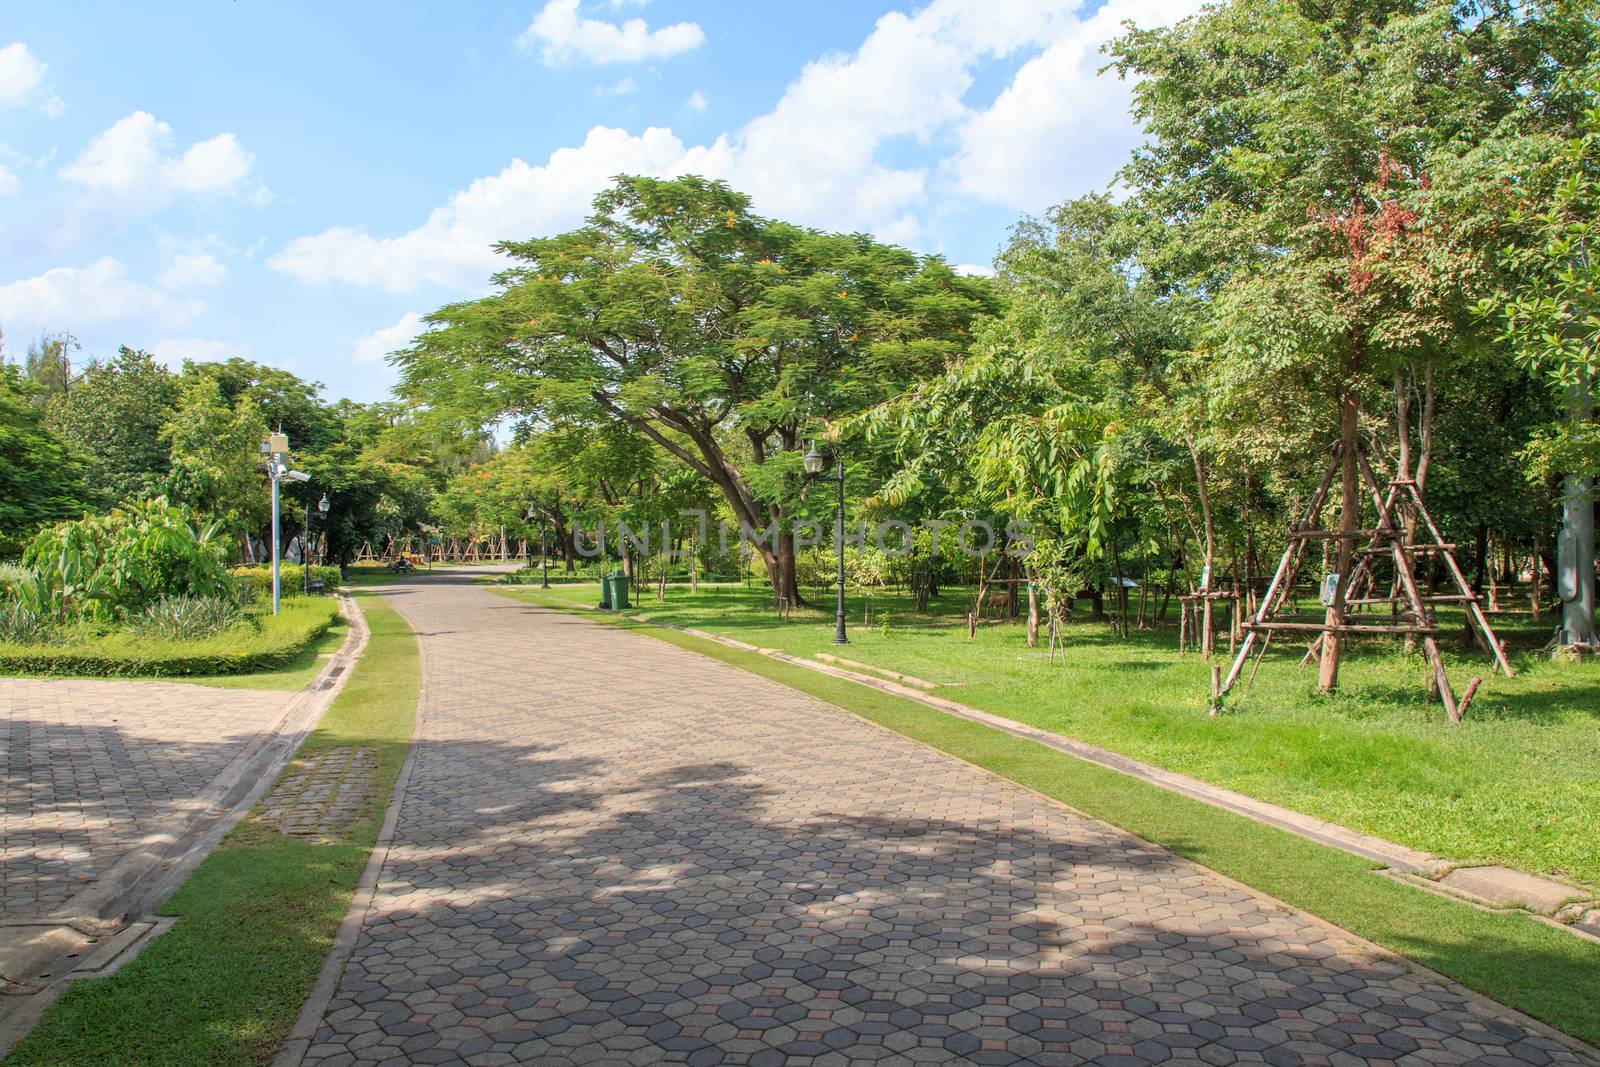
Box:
526, 506, 553, 588
263, 430, 310, 616
304, 492, 330, 595
803, 442, 848, 645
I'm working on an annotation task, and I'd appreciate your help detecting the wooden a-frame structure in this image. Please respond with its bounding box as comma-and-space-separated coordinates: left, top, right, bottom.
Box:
1217, 441, 1512, 721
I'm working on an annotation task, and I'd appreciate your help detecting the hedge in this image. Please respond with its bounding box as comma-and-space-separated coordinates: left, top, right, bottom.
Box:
0, 597, 339, 678
231, 564, 343, 599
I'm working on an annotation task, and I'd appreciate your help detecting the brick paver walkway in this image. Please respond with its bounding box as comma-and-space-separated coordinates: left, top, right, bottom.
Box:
1, 678, 296, 918
298, 573, 1592, 1066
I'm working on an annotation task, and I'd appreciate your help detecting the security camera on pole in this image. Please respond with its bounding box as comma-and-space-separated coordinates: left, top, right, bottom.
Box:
262, 429, 312, 616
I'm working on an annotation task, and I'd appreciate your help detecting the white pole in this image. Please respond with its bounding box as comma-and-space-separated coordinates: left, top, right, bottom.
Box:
270, 461, 281, 615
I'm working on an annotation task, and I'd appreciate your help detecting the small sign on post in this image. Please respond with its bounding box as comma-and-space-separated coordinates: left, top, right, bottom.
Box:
1321, 573, 1340, 607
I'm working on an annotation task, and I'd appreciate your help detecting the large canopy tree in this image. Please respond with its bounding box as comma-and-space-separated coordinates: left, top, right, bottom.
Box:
399, 175, 995, 604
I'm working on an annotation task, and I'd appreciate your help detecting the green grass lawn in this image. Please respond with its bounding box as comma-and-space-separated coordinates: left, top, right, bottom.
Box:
4, 590, 421, 1067
510, 588, 1600, 1048
513, 580, 1600, 888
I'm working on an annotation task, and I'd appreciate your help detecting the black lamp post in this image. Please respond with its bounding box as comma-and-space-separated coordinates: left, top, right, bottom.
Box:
526, 506, 553, 588
304, 492, 329, 594
803, 443, 848, 645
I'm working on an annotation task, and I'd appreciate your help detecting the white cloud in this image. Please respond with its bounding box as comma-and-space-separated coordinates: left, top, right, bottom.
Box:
596, 75, 637, 96
0, 163, 17, 195
949, 0, 1206, 209
274, 0, 1197, 293
0, 258, 203, 336
685, 89, 707, 111
953, 262, 994, 277
353, 312, 426, 364
270, 125, 722, 292
159, 250, 228, 289
518, 0, 704, 64
61, 111, 266, 209
148, 337, 256, 367
0, 43, 62, 113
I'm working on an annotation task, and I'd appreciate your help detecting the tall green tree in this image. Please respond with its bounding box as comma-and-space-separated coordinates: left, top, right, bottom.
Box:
161, 375, 271, 552
0, 367, 97, 558
47, 347, 178, 504
400, 175, 994, 604
1490, 61, 1600, 645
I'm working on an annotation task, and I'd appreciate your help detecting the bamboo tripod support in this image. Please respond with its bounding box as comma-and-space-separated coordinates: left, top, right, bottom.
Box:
1217, 443, 1510, 722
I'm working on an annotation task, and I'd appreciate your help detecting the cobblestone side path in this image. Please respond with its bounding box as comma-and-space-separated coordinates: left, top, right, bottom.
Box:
1, 678, 296, 919
297, 572, 1591, 1066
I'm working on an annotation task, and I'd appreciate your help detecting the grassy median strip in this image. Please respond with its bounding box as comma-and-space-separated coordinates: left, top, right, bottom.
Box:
5, 591, 420, 1067
504, 587, 1600, 1048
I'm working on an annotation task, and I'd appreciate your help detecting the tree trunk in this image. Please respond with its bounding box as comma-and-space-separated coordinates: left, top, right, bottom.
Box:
1027, 580, 1039, 647
1558, 371, 1598, 646
1318, 387, 1361, 693
1531, 534, 1542, 621
1189, 438, 1216, 659
776, 530, 802, 609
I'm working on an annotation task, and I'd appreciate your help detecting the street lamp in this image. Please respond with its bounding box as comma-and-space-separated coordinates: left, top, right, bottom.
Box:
803, 442, 848, 645
305, 493, 330, 595
526, 507, 552, 588
263, 430, 310, 615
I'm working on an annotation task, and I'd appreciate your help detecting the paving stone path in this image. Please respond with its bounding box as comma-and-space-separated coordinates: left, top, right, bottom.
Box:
1, 677, 297, 919
297, 572, 1592, 1066
261, 746, 379, 840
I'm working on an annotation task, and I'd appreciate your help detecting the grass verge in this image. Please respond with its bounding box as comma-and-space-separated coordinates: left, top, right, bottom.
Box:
506, 586, 1600, 1048
4, 590, 420, 1067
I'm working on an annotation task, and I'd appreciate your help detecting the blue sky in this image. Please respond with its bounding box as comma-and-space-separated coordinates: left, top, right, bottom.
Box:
1, 0, 1196, 403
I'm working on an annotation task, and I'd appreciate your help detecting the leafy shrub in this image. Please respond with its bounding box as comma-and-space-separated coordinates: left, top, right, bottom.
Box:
0, 599, 53, 645
23, 498, 232, 621
0, 597, 339, 677
230, 564, 341, 599
127, 595, 243, 641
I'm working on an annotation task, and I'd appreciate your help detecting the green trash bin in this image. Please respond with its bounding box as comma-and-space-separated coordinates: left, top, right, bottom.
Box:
599, 570, 615, 610
609, 571, 630, 610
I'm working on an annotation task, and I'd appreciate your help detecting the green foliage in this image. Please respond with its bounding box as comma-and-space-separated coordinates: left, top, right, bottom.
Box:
0, 366, 97, 558
230, 563, 342, 598
45, 347, 178, 503
22, 497, 232, 621
0, 596, 337, 678
126, 594, 244, 641
161, 375, 270, 545
0, 599, 54, 645
1486, 62, 1600, 480
402, 174, 995, 599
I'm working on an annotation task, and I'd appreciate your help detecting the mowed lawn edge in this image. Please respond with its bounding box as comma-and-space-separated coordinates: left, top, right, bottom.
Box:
3, 589, 421, 1067
500, 586, 1600, 1050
